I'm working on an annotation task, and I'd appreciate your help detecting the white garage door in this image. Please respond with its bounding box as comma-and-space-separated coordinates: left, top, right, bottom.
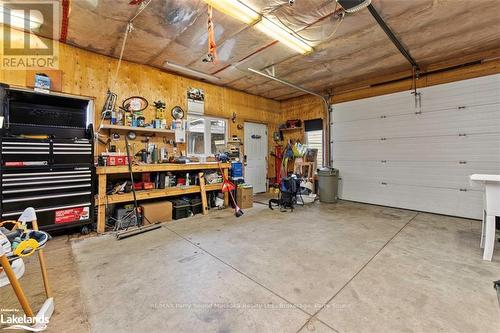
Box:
331, 74, 500, 219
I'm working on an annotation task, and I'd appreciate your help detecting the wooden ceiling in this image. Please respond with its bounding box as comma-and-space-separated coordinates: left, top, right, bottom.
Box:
66, 0, 500, 100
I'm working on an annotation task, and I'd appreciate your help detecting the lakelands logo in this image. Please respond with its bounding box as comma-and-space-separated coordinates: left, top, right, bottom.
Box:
0, 0, 59, 70
1, 313, 49, 331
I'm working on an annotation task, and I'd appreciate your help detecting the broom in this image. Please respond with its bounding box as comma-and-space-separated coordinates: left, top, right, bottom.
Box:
217, 158, 243, 217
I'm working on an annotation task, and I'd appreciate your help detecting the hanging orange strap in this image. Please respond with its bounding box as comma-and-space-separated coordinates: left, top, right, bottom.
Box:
207, 5, 217, 63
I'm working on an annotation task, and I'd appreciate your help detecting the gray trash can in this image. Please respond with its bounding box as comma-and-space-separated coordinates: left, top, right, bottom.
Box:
317, 167, 338, 203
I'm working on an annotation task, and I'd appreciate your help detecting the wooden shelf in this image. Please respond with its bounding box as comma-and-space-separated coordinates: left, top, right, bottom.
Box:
280, 127, 303, 131
96, 162, 230, 233
96, 162, 230, 175
104, 183, 223, 204
100, 124, 175, 135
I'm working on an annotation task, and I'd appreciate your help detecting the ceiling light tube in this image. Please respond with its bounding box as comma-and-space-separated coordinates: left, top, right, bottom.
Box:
164, 61, 221, 82
203, 0, 260, 25
254, 17, 313, 55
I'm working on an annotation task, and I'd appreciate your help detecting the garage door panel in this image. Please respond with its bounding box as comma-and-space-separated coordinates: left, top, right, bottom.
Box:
339, 180, 482, 219
333, 133, 500, 162
331, 74, 500, 218
421, 91, 500, 111
332, 94, 415, 122
335, 160, 499, 190
332, 104, 500, 141
333, 75, 500, 123
422, 77, 500, 110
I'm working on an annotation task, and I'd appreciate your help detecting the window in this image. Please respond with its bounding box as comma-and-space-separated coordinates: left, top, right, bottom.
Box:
187, 115, 227, 156
305, 130, 323, 167
304, 118, 323, 168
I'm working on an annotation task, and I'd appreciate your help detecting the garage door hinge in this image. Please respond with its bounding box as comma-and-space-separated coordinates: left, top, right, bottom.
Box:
381, 182, 388, 185
458, 133, 467, 137
458, 106, 467, 110
380, 137, 387, 141
381, 160, 387, 163
380, 115, 387, 119
459, 188, 468, 192
414, 111, 422, 115
459, 161, 467, 164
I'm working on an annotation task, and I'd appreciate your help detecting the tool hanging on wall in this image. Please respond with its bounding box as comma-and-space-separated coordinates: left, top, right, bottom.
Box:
101, 89, 117, 120
203, 5, 217, 63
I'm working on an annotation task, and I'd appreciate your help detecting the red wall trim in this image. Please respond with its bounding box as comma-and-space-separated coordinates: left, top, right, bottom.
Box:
60, 0, 70, 43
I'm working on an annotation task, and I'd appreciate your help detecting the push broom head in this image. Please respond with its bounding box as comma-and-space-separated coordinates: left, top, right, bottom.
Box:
235, 206, 244, 218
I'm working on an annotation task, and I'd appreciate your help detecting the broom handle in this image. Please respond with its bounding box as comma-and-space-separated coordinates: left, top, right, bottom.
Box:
125, 136, 141, 226
218, 161, 238, 208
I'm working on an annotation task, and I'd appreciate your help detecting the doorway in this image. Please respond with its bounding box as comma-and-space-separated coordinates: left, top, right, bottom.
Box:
244, 122, 268, 193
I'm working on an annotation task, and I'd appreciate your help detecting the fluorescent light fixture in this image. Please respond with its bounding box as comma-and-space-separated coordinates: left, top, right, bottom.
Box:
203, 0, 312, 54
164, 61, 221, 82
203, 0, 260, 25
336, 0, 372, 13
255, 18, 313, 54
0, 5, 43, 30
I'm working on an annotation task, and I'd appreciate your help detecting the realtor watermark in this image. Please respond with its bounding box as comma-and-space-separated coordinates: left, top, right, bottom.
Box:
1, 308, 49, 331
0, 0, 59, 70
150, 302, 351, 311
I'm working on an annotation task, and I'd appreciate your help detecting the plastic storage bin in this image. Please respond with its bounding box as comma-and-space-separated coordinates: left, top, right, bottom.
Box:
231, 162, 243, 178
190, 198, 203, 215
172, 199, 190, 220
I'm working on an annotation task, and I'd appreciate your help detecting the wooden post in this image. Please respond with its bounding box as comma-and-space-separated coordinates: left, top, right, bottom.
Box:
97, 174, 107, 233
31, 219, 52, 298
198, 172, 208, 215
0, 255, 34, 317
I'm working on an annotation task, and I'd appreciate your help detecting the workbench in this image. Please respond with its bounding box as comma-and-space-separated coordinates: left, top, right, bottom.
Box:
96, 163, 231, 233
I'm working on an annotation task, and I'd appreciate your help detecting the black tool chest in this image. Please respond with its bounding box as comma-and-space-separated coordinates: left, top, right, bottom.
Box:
0, 84, 95, 232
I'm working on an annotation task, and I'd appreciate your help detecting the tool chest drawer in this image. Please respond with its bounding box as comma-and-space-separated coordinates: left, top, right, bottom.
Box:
1, 138, 51, 164
0, 167, 94, 230
52, 139, 93, 165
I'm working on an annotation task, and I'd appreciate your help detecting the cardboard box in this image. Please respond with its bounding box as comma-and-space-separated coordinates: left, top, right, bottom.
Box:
26, 70, 62, 92
141, 201, 173, 224
237, 186, 253, 209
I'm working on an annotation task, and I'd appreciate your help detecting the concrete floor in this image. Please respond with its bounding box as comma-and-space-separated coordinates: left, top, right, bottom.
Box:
2, 200, 500, 332
0, 235, 90, 332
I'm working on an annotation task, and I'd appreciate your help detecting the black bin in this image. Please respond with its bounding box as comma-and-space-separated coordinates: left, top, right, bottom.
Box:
172, 199, 190, 220
190, 198, 202, 215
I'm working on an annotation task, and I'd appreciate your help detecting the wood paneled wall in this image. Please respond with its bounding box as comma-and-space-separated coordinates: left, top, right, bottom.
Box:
279, 95, 325, 144
0, 41, 281, 173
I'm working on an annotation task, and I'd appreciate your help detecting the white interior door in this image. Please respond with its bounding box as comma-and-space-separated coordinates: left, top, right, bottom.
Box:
244, 122, 268, 193
330, 74, 500, 219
